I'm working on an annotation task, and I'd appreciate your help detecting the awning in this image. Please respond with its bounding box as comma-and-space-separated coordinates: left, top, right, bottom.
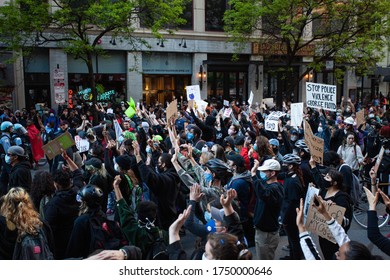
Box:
383, 76, 390, 82
374, 67, 390, 76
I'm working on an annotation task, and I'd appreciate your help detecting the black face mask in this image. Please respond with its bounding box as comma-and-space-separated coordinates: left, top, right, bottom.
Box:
273, 147, 279, 154
281, 165, 289, 173
323, 179, 332, 189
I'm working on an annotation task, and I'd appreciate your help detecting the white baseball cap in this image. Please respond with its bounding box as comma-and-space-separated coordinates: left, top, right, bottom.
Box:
258, 159, 281, 171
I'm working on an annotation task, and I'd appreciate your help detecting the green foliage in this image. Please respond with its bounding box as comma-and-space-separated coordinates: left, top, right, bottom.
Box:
225, 0, 390, 78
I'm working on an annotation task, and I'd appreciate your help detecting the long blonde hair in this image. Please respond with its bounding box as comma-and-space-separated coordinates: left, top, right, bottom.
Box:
0, 187, 42, 238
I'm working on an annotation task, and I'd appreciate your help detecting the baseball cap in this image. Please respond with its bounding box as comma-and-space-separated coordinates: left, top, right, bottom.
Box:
258, 159, 281, 171
269, 138, 279, 147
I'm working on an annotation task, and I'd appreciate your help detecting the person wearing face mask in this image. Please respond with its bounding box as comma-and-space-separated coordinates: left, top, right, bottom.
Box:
289, 128, 300, 147
278, 154, 305, 260
185, 125, 205, 151
6, 146, 32, 192
309, 157, 353, 259
226, 154, 255, 247
133, 141, 180, 231
104, 141, 141, 218
269, 138, 282, 163
227, 124, 240, 140
250, 159, 284, 260
337, 132, 364, 176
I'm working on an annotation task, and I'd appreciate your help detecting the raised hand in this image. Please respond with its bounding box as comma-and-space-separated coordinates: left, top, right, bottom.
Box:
189, 184, 204, 202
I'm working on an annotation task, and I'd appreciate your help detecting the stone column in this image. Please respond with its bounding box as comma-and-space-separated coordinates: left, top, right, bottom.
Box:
127, 52, 143, 102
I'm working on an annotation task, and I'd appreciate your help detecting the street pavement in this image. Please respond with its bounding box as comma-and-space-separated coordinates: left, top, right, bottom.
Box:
32, 163, 390, 260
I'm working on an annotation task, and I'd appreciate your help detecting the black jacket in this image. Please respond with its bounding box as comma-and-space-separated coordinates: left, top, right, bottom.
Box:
138, 162, 180, 230
8, 160, 32, 192
252, 179, 284, 232
43, 184, 80, 259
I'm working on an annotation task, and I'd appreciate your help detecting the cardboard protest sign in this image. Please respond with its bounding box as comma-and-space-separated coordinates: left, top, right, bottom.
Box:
265, 111, 286, 132
186, 85, 201, 101
262, 98, 274, 108
306, 82, 337, 111
355, 110, 365, 128
248, 91, 254, 106
187, 100, 195, 111
305, 197, 346, 244
290, 102, 304, 127
74, 135, 90, 153
42, 131, 75, 160
166, 99, 178, 121
304, 121, 324, 164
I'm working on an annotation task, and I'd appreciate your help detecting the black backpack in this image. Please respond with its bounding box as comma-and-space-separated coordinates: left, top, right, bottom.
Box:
89, 216, 128, 252
145, 229, 169, 260
13, 228, 54, 260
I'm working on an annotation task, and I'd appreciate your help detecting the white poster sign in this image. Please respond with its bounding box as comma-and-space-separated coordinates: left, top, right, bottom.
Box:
224, 108, 232, 118
248, 91, 254, 106
186, 85, 201, 101
306, 82, 337, 111
290, 102, 304, 127
303, 184, 319, 223
223, 100, 230, 107
196, 100, 208, 114
265, 111, 285, 132
74, 135, 90, 153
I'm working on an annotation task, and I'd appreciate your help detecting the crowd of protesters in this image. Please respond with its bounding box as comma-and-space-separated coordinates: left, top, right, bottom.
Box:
1, 91, 390, 260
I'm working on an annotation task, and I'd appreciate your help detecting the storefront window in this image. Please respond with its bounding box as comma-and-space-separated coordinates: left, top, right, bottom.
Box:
205, 0, 229, 31
207, 71, 247, 102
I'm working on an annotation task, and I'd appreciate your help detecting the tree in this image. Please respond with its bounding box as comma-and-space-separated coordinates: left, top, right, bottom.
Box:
0, 0, 188, 111
224, 0, 390, 100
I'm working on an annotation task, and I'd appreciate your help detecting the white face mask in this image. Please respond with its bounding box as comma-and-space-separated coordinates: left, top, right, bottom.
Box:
228, 129, 235, 136
317, 127, 323, 133
114, 163, 120, 172
202, 252, 211, 260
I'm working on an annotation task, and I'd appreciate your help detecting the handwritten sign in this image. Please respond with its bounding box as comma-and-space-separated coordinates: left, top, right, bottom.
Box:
166, 99, 178, 121
75, 135, 90, 153
291, 103, 304, 127
304, 121, 324, 164
224, 108, 232, 118
186, 85, 201, 101
42, 131, 75, 160
305, 197, 346, 243
265, 111, 285, 132
306, 82, 337, 111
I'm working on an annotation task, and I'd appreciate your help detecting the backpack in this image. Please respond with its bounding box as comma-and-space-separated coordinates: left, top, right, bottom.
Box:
89, 216, 128, 252
145, 229, 169, 260
339, 164, 361, 205
13, 228, 54, 260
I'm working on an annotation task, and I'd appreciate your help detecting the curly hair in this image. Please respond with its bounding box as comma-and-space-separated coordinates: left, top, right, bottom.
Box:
30, 171, 55, 210
0, 187, 42, 238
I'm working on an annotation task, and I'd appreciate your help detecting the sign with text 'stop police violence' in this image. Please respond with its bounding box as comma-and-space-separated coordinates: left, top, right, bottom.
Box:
306, 82, 337, 112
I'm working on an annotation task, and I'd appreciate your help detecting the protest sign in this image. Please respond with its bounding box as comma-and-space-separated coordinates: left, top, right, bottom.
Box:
265, 111, 286, 132
306, 82, 337, 111
113, 120, 123, 142
125, 97, 136, 118
107, 108, 114, 114
187, 100, 195, 110
290, 103, 304, 127
224, 108, 232, 118
223, 100, 230, 107
42, 131, 75, 160
305, 198, 346, 243
186, 85, 201, 101
196, 100, 208, 114
166, 99, 178, 121
248, 91, 254, 106
303, 184, 319, 223
262, 98, 274, 108
355, 110, 365, 127
74, 135, 90, 153
373, 146, 385, 174
304, 121, 324, 164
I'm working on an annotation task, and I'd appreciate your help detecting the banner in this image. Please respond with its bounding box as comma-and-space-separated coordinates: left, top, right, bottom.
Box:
186, 85, 201, 101
290, 102, 304, 127
305, 197, 346, 244
42, 131, 75, 160
304, 121, 324, 164
74, 135, 90, 153
306, 82, 337, 111
265, 111, 285, 132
